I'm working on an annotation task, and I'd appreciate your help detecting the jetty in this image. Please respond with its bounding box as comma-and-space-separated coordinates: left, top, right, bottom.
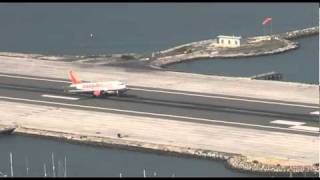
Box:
251, 71, 283, 81
276, 26, 319, 40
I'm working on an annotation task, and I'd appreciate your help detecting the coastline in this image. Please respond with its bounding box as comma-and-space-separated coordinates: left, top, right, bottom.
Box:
0, 26, 317, 72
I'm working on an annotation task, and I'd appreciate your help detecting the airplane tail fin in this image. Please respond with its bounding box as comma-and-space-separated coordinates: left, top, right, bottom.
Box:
68, 70, 82, 84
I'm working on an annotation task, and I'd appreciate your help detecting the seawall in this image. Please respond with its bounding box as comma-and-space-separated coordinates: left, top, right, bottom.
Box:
10, 126, 319, 177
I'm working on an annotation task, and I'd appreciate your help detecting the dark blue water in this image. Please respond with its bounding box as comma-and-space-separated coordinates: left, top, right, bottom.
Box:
168, 36, 319, 84
0, 135, 255, 177
0, 3, 317, 55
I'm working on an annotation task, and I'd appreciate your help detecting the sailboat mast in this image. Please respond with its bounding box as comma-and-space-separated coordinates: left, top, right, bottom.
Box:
64, 156, 67, 177
43, 163, 47, 177
52, 152, 56, 177
10, 152, 13, 177
25, 157, 29, 176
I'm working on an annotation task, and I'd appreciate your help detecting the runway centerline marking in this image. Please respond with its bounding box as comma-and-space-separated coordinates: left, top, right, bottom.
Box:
41, 94, 79, 100
0, 73, 317, 109
310, 111, 319, 115
0, 95, 318, 134
270, 120, 305, 126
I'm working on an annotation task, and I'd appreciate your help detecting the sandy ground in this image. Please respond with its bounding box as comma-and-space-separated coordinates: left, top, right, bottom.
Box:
0, 55, 318, 105
0, 101, 318, 166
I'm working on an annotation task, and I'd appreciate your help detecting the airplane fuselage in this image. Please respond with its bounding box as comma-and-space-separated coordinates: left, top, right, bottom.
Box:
67, 80, 128, 96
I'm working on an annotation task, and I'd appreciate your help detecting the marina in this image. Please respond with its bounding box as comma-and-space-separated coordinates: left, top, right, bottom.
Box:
0, 135, 255, 177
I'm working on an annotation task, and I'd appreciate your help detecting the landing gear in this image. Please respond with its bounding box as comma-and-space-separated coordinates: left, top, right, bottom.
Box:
116, 90, 126, 97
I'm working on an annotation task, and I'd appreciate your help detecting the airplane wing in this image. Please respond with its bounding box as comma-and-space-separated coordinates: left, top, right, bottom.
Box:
67, 88, 109, 93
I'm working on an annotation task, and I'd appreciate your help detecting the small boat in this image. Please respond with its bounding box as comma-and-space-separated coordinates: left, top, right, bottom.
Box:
0, 126, 16, 135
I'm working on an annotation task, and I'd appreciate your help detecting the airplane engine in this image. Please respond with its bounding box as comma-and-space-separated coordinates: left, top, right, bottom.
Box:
93, 90, 101, 97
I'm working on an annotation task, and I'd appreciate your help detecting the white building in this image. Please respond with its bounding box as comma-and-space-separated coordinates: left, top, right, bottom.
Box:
217, 35, 242, 48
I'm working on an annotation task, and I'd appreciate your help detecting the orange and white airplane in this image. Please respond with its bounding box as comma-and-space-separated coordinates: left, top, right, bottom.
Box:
64, 70, 128, 97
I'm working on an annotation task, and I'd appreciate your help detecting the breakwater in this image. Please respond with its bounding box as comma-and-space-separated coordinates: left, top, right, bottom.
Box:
276, 26, 319, 40
227, 156, 319, 177
149, 26, 318, 68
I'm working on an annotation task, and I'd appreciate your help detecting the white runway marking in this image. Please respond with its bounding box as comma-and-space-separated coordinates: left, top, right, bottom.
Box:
41, 94, 79, 100
310, 111, 319, 115
0, 95, 318, 134
0, 74, 68, 83
290, 126, 320, 132
270, 120, 305, 126
0, 73, 318, 108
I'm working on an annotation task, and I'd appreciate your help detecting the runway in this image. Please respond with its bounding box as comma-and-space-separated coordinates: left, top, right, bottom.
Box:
0, 73, 318, 136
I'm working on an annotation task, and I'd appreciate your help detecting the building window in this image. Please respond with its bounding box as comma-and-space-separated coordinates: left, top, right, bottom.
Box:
221, 39, 224, 44
228, 40, 231, 44
235, 41, 238, 45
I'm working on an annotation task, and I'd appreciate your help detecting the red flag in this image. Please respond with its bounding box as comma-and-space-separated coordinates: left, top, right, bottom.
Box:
262, 17, 272, 25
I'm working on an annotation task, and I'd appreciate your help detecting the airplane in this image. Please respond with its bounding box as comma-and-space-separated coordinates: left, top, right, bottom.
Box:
64, 70, 128, 97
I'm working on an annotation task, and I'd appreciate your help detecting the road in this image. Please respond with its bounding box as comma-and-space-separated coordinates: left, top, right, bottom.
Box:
0, 73, 318, 136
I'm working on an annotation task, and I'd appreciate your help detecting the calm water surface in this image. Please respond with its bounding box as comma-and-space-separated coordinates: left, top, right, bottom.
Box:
168, 36, 319, 84
0, 135, 257, 177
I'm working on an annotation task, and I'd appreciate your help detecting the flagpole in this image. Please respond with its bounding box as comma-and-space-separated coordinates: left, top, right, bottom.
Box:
270, 20, 273, 34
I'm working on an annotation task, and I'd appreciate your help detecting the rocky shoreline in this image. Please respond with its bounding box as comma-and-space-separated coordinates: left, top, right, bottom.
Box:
227, 156, 319, 177
149, 26, 318, 68
12, 127, 319, 177
149, 38, 298, 68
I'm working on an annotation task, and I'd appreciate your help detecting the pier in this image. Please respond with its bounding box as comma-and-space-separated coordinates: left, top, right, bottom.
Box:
251, 72, 283, 81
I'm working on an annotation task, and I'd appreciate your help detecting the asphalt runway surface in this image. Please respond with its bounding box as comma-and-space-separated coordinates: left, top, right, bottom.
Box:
0, 73, 318, 136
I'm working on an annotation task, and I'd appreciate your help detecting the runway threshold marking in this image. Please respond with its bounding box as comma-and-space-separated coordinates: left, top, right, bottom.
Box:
0, 95, 318, 134
270, 120, 305, 126
0, 73, 318, 109
41, 94, 79, 100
